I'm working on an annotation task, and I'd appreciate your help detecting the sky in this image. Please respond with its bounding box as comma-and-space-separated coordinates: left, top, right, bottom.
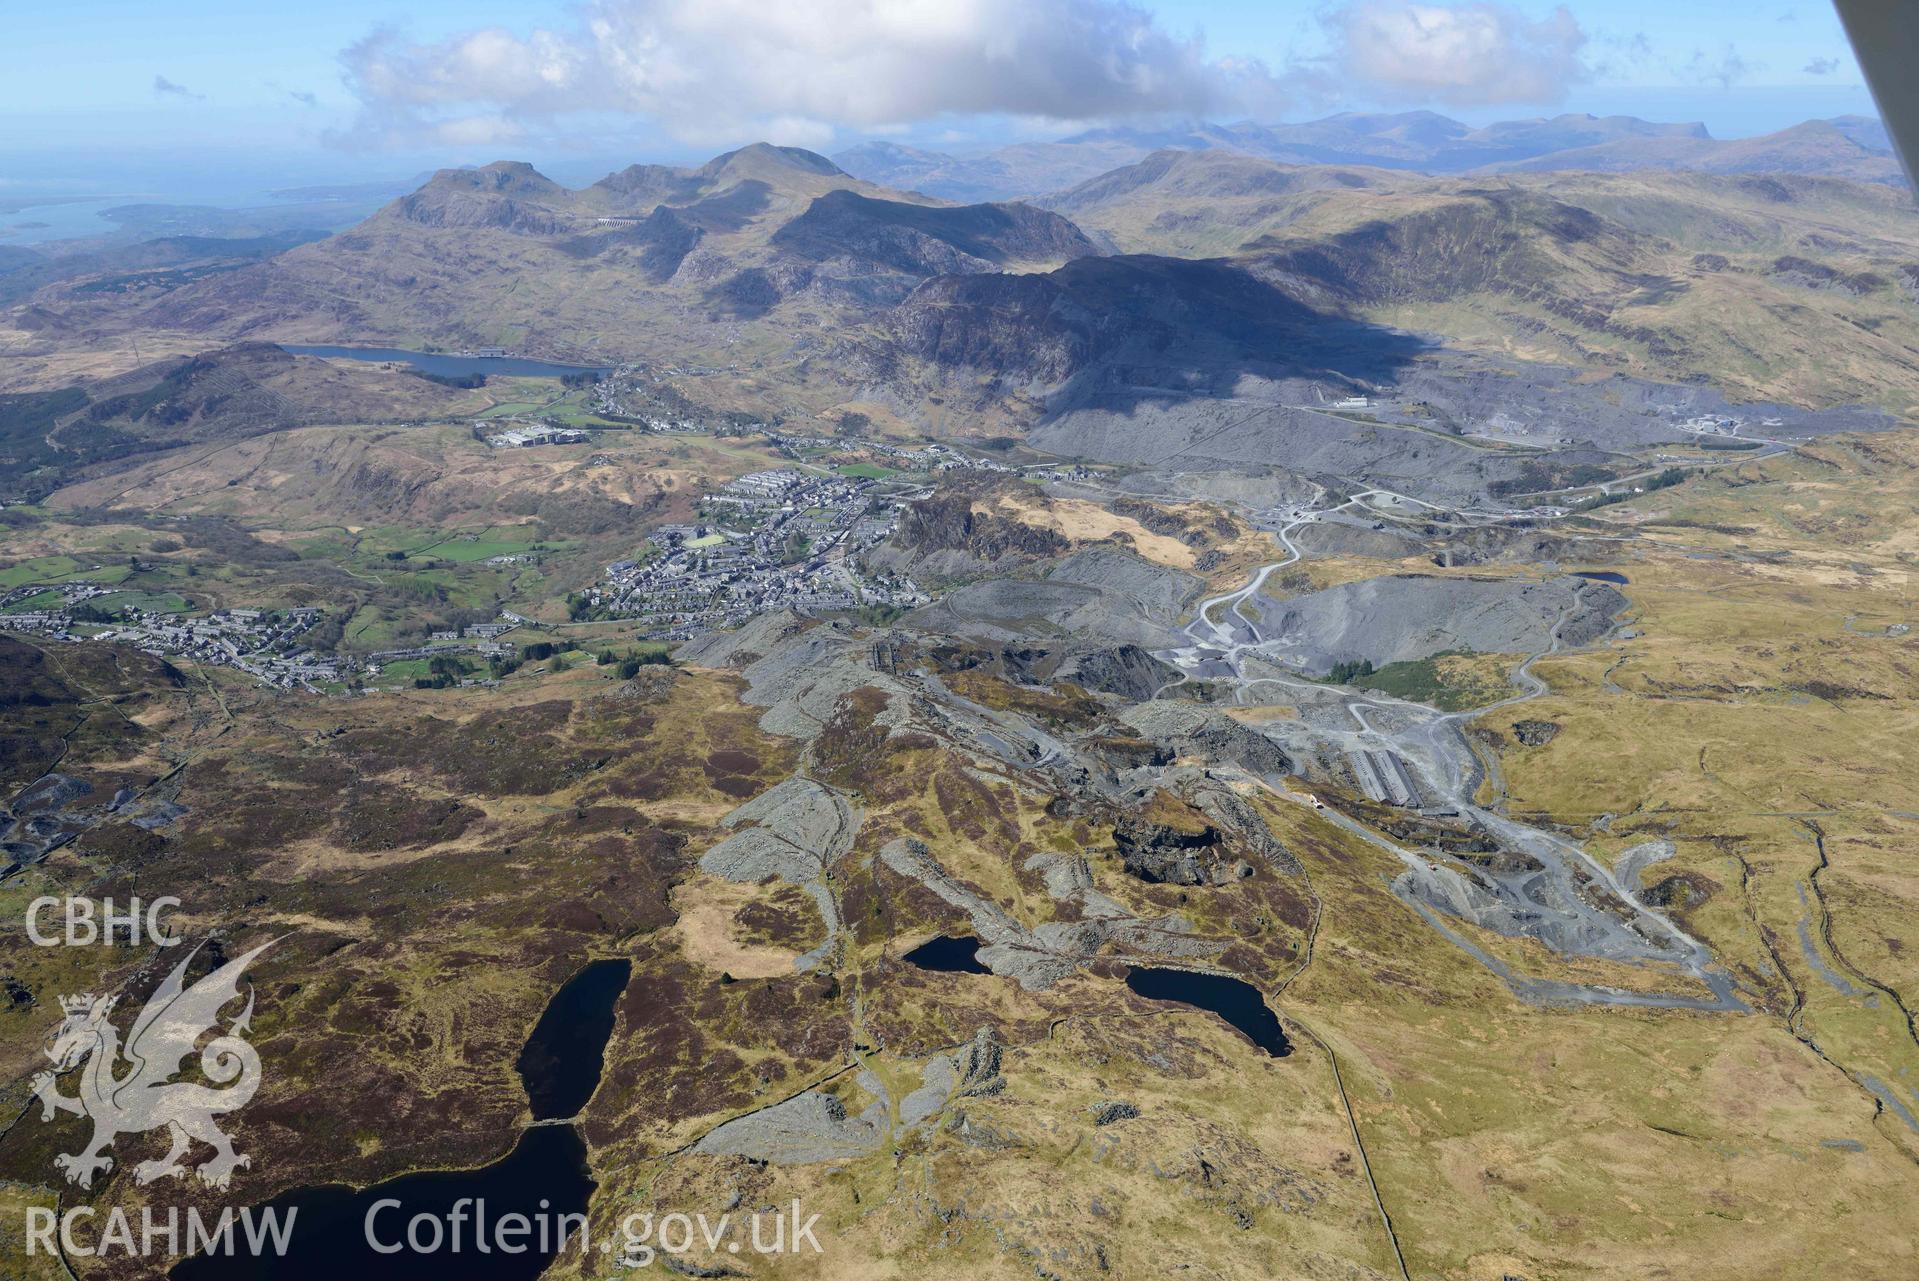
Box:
0, 0, 1880, 195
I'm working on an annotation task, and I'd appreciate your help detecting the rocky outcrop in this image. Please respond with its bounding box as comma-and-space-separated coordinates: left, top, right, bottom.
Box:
1768, 255, 1884, 296
773, 189, 1097, 276
1118, 703, 1294, 779
1056, 645, 1181, 702
1248, 574, 1626, 676
890, 270, 1091, 383
691, 1090, 887, 1165
1642, 874, 1709, 909
888, 252, 1322, 388
895, 482, 1068, 561
879, 837, 1225, 989
1374, 812, 1505, 857
869, 480, 1073, 583
1183, 780, 1299, 874
699, 777, 857, 971
702, 1025, 1009, 1161
950, 1025, 1006, 1097
1513, 719, 1561, 747
1113, 818, 1243, 886
390, 162, 575, 235
901, 1026, 1007, 1126
1249, 188, 1641, 307
674, 609, 815, 670
557, 206, 702, 281
1108, 772, 1299, 885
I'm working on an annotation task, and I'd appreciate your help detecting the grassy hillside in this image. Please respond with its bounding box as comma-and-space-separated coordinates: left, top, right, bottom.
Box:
1059, 157, 1919, 411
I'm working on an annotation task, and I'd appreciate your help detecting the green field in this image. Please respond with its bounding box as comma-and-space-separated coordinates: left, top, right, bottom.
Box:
371, 657, 438, 682
283, 522, 562, 571
473, 379, 622, 429
342, 607, 410, 651
539, 402, 623, 428
408, 536, 554, 564
0, 589, 64, 613
0, 555, 133, 589
91, 590, 192, 615
2, 583, 191, 619
835, 462, 902, 480
1320, 650, 1517, 711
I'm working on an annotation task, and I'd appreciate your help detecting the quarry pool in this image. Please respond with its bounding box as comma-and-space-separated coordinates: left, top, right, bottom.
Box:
903, 934, 991, 974
281, 345, 613, 380
901, 943, 1293, 1057
172, 959, 629, 1279
1572, 570, 1630, 584
1125, 966, 1293, 1057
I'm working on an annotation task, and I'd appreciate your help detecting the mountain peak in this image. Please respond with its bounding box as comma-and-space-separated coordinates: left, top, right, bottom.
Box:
441, 160, 565, 194
1322, 110, 1471, 143
389, 160, 572, 233
1815, 116, 1892, 153
589, 161, 697, 209
702, 143, 847, 181
835, 140, 953, 166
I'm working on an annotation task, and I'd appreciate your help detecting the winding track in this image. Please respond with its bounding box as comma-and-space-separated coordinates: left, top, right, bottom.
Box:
1151, 499, 1744, 1012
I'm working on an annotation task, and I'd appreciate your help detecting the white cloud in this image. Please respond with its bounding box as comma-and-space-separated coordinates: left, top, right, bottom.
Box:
1583, 28, 1651, 82
431, 114, 527, 147
153, 75, 204, 102
335, 0, 1283, 150
754, 116, 840, 150
1675, 45, 1753, 89
1321, 2, 1588, 107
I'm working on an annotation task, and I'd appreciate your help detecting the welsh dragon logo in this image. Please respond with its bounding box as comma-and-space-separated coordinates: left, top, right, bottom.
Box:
32, 939, 274, 1190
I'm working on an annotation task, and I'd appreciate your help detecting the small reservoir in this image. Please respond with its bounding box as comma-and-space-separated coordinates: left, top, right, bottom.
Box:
1124, 966, 1292, 1057
173, 959, 630, 1280
903, 934, 991, 975
516, 958, 631, 1121
281, 345, 612, 380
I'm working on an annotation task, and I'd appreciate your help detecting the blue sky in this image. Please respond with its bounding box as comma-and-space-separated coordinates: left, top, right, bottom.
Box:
0, 1, 1877, 188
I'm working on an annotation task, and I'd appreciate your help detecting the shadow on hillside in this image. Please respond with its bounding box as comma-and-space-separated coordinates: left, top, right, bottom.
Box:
895, 252, 1431, 416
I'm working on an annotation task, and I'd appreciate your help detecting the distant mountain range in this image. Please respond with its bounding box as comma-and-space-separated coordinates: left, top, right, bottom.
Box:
834, 112, 1902, 200
92, 144, 1099, 359
13, 131, 1919, 423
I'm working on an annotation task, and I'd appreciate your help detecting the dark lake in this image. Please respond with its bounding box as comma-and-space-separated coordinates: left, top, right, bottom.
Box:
171, 1125, 595, 1281
173, 959, 630, 1280
517, 959, 631, 1121
281, 345, 612, 380
1124, 966, 1292, 1057
903, 934, 990, 974
1572, 571, 1630, 585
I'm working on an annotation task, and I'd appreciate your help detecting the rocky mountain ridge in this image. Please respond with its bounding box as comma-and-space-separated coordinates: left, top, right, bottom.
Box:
836, 111, 1903, 201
